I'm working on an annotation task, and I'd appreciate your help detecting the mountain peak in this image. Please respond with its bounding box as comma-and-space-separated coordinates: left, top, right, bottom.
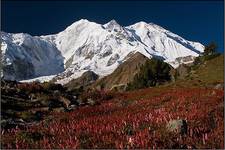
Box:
65, 19, 98, 31
69, 19, 91, 26
127, 21, 149, 29
136, 21, 149, 26
76, 18, 90, 23
103, 19, 122, 31
106, 19, 119, 25
1, 19, 204, 83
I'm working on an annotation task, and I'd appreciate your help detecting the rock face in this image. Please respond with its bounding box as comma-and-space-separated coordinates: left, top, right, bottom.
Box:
2, 59, 35, 80
1, 19, 204, 83
167, 119, 188, 135
175, 64, 190, 79
65, 71, 99, 90
1, 32, 64, 81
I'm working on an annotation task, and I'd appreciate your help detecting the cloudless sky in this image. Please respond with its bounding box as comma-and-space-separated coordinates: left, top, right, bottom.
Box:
1, 0, 224, 52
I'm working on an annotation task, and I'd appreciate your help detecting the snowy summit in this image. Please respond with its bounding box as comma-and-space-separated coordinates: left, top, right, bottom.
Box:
1, 19, 204, 83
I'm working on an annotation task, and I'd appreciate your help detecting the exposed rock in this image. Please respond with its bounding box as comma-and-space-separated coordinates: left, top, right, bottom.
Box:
110, 84, 127, 91
2, 32, 64, 81
58, 96, 71, 109
87, 98, 96, 106
3, 59, 35, 81
67, 104, 77, 111
175, 64, 190, 79
52, 107, 65, 113
77, 99, 86, 106
107, 54, 120, 66
175, 55, 195, 64
65, 71, 99, 90
99, 45, 113, 58
214, 83, 224, 90
167, 119, 188, 135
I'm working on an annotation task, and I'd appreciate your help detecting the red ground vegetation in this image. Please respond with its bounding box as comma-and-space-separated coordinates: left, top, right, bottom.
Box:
1, 87, 224, 149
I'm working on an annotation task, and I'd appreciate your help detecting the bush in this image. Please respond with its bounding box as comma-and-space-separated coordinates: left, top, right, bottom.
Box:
79, 89, 114, 104
127, 58, 171, 90
193, 53, 221, 68
17, 82, 43, 94
204, 42, 217, 56
41, 82, 65, 92
38, 95, 52, 106
19, 111, 36, 121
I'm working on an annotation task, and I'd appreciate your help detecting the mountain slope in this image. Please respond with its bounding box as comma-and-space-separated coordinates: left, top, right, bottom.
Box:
1, 19, 204, 83
91, 52, 150, 90
165, 54, 224, 88
65, 71, 99, 90
1, 32, 64, 80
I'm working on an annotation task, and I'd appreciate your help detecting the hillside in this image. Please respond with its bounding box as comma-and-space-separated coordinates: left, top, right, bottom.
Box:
190, 54, 224, 83
91, 52, 150, 90
170, 54, 224, 88
65, 71, 99, 90
1, 54, 224, 149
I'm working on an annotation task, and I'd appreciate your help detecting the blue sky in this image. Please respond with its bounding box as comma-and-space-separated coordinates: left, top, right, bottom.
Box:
2, 1, 224, 52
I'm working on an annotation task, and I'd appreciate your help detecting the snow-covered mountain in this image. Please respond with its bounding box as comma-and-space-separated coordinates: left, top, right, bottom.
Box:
1, 19, 204, 83
1, 32, 64, 81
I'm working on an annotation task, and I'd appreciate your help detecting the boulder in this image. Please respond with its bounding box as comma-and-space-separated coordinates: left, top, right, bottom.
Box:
67, 104, 77, 111
167, 119, 188, 135
87, 98, 96, 106
58, 96, 71, 108
52, 107, 65, 113
214, 83, 224, 90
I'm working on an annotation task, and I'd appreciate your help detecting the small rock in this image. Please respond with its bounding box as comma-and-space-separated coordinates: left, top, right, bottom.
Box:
167, 119, 188, 135
77, 99, 85, 106
87, 98, 96, 106
52, 107, 65, 113
214, 83, 224, 90
58, 96, 71, 108
67, 104, 77, 111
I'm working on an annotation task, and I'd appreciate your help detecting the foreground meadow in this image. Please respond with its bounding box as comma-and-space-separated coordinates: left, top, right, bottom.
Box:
1, 87, 224, 149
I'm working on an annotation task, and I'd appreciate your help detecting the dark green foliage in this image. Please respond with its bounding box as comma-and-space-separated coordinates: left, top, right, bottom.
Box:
79, 89, 114, 104
202, 53, 221, 61
193, 53, 221, 68
194, 42, 220, 66
42, 82, 65, 92
203, 42, 217, 56
193, 42, 219, 69
127, 58, 171, 90
19, 112, 37, 121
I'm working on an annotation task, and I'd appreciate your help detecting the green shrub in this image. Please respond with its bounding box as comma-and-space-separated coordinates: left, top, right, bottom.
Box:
204, 42, 217, 56
19, 111, 36, 121
127, 58, 171, 90
38, 95, 51, 106
193, 53, 221, 69
41, 82, 65, 92
79, 89, 114, 103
